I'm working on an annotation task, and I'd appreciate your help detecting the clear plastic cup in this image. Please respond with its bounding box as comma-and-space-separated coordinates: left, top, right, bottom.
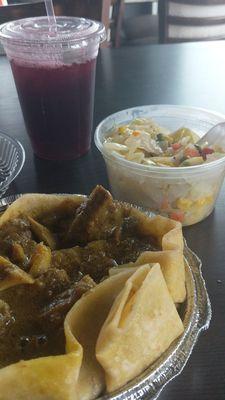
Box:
95, 105, 225, 226
0, 17, 106, 160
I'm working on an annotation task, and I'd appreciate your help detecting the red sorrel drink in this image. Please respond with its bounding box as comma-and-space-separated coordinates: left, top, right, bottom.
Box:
10, 58, 96, 160
0, 17, 105, 160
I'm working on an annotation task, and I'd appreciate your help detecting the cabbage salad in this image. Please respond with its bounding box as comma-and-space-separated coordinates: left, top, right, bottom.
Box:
103, 118, 225, 167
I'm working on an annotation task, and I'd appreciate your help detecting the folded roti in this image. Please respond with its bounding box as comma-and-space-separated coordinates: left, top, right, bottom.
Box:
124, 208, 186, 303
0, 351, 81, 400
64, 268, 136, 400
96, 264, 184, 392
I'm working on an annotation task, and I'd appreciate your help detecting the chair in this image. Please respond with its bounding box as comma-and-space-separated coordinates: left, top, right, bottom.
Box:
113, 0, 159, 47
54, 0, 111, 37
0, 0, 45, 23
0, 0, 112, 46
159, 0, 225, 43
110, 0, 125, 48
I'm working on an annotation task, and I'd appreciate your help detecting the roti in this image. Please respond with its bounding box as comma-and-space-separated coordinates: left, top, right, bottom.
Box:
0, 186, 186, 399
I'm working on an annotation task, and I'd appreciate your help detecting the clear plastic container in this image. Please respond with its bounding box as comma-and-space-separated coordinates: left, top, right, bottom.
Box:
0, 131, 25, 197
0, 17, 106, 160
95, 105, 225, 226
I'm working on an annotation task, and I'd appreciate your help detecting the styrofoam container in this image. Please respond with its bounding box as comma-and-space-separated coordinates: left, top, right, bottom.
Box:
95, 105, 225, 226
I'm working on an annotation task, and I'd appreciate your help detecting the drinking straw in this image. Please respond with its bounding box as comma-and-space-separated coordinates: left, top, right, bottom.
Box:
44, 0, 57, 35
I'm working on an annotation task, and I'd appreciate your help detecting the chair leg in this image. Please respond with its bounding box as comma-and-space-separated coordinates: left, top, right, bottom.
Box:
114, 0, 125, 48
101, 0, 111, 47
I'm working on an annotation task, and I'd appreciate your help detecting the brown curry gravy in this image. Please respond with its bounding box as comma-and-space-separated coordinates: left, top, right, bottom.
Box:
0, 187, 159, 368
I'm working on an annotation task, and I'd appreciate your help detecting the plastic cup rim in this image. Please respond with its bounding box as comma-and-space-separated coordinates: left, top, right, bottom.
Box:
0, 16, 106, 46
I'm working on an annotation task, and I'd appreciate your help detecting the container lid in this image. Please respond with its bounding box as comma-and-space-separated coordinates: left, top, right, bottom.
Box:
0, 131, 25, 197
0, 16, 106, 46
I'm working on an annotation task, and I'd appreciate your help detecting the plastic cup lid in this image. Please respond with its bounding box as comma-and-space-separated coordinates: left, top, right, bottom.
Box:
0, 16, 106, 46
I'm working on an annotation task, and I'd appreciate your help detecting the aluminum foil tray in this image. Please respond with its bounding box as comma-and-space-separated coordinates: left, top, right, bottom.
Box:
0, 194, 212, 400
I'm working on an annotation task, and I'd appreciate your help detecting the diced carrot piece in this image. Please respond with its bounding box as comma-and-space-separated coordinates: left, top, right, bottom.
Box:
184, 148, 199, 158
132, 131, 140, 137
172, 143, 182, 151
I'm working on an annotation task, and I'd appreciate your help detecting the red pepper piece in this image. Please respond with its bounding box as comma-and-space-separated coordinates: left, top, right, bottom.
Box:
169, 211, 185, 223
184, 148, 200, 158
202, 147, 214, 155
172, 143, 182, 151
